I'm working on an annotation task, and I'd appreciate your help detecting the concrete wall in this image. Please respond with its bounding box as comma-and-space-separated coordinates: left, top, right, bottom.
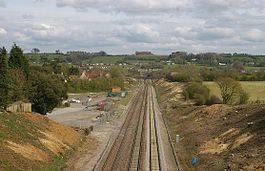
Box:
6, 102, 32, 113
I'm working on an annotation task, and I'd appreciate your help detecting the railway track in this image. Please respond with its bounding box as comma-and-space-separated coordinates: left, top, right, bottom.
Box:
98, 81, 180, 171
100, 83, 147, 171
149, 85, 161, 170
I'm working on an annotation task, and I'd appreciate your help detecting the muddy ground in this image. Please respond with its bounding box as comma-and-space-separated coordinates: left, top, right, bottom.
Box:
155, 79, 265, 171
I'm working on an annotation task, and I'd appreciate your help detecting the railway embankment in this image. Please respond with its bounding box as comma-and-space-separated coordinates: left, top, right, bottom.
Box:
0, 111, 82, 170
155, 79, 265, 171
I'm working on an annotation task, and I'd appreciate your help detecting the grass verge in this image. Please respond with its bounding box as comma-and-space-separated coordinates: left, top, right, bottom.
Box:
204, 81, 265, 101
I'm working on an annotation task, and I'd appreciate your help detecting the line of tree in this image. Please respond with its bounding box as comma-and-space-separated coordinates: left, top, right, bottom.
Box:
169, 51, 265, 67
164, 64, 265, 82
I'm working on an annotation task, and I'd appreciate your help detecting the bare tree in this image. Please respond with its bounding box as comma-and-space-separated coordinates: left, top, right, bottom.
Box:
216, 77, 241, 104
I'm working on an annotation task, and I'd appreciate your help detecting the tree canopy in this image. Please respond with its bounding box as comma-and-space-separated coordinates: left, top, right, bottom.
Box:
0, 47, 10, 108
28, 72, 68, 114
9, 44, 29, 77
0, 43, 68, 114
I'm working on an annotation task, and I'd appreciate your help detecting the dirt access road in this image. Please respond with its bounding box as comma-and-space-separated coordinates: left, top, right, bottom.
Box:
95, 81, 180, 171
48, 94, 106, 128
48, 93, 129, 170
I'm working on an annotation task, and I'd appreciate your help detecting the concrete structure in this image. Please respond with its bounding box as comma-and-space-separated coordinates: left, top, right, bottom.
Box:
6, 101, 32, 113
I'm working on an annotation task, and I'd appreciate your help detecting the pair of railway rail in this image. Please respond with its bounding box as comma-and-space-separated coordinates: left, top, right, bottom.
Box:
98, 81, 180, 171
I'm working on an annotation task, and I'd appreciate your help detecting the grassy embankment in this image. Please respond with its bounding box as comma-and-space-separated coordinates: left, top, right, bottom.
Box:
204, 81, 265, 101
155, 80, 265, 170
0, 111, 82, 171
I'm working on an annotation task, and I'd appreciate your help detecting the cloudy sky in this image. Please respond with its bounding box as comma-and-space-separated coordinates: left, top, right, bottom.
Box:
0, 0, 265, 54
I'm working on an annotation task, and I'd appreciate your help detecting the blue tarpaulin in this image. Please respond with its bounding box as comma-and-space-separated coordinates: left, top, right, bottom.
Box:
192, 156, 199, 165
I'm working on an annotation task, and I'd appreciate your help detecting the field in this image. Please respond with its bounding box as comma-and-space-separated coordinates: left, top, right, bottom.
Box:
84, 56, 125, 64
204, 81, 265, 101
82, 55, 165, 64
245, 66, 265, 71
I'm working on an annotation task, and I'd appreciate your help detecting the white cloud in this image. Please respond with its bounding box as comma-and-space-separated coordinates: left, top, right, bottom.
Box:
13, 32, 31, 42
23, 23, 73, 43
56, 0, 192, 12
1, 0, 265, 54
174, 26, 235, 41
197, 27, 235, 41
196, 0, 265, 13
175, 27, 197, 40
115, 24, 160, 43
0, 0, 6, 7
243, 29, 265, 42
0, 28, 7, 35
56, 0, 265, 15
203, 0, 246, 8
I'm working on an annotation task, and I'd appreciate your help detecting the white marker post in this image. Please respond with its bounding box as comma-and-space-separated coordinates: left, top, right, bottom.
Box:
176, 134, 180, 143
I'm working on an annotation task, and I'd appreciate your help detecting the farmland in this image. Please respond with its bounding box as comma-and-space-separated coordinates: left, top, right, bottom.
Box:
204, 81, 265, 101
83, 56, 125, 64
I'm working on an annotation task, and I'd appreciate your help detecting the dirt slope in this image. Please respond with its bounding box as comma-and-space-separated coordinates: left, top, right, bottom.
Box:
0, 111, 81, 171
155, 80, 265, 171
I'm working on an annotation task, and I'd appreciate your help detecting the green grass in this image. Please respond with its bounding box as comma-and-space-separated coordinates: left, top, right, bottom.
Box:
163, 64, 181, 72
84, 56, 125, 64
119, 93, 133, 106
203, 81, 265, 101
0, 112, 80, 171
0, 112, 40, 142
42, 155, 67, 171
245, 66, 265, 71
127, 55, 165, 60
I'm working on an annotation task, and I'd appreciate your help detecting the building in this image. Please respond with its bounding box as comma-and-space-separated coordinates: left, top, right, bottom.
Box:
80, 70, 110, 80
218, 62, 227, 66
111, 86, 122, 93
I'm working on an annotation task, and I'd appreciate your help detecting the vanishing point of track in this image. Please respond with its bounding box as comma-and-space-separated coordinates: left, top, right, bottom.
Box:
100, 80, 180, 171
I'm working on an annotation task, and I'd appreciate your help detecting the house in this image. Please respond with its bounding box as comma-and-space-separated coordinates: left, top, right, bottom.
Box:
219, 62, 227, 66
80, 70, 103, 79
80, 70, 110, 80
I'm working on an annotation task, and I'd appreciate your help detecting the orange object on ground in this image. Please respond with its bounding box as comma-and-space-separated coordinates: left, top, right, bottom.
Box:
111, 87, 122, 93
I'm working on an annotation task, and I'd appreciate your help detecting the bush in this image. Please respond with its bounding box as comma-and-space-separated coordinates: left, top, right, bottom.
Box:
64, 102, 70, 107
216, 77, 242, 104
239, 90, 249, 104
194, 94, 207, 105
165, 65, 202, 82
206, 95, 222, 105
183, 82, 210, 105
